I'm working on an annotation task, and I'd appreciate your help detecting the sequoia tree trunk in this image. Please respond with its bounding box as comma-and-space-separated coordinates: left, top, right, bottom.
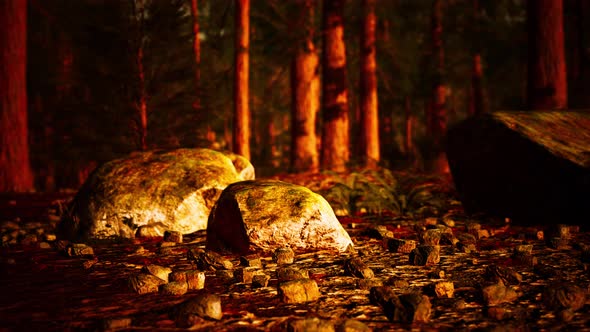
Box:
321, 0, 350, 172
290, 0, 320, 173
360, 0, 380, 169
527, 0, 567, 109
0, 0, 34, 192
190, 0, 201, 109
234, 0, 251, 160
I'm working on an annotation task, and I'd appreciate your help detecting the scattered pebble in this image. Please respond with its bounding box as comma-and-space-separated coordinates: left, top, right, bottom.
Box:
278, 278, 320, 303
240, 254, 262, 268
277, 267, 309, 282
337, 319, 371, 332
273, 247, 295, 265
344, 257, 374, 279
482, 282, 519, 306
409, 245, 440, 266
163, 230, 182, 243
160, 281, 188, 296
128, 273, 166, 294
384, 238, 416, 254
142, 264, 172, 282
252, 274, 271, 288
288, 317, 334, 332
176, 293, 223, 321
188, 248, 233, 271
543, 283, 586, 312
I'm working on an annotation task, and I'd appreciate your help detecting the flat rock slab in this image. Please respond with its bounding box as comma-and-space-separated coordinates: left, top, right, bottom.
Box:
58, 148, 254, 240
447, 111, 590, 225
206, 180, 354, 254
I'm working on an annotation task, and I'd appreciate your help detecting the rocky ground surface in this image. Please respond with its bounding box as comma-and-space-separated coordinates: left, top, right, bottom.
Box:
1, 192, 590, 331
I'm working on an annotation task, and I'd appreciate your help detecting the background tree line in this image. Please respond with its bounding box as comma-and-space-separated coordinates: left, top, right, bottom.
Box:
1, 0, 588, 192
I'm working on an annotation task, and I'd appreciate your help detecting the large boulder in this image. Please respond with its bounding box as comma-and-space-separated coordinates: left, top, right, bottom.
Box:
446, 111, 590, 225
58, 148, 254, 240
206, 180, 354, 254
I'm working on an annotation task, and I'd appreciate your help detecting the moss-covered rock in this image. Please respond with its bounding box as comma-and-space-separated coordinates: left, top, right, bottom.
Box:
206, 180, 354, 254
58, 148, 254, 240
447, 111, 590, 225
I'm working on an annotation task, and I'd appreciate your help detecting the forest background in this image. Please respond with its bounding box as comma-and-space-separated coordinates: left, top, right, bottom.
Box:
5, 0, 590, 191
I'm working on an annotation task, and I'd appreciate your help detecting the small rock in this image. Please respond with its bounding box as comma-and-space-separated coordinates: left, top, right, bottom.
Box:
185, 270, 206, 290
457, 233, 477, 245
336, 319, 371, 332
83, 257, 98, 269
344, 257, 374, 279
278, 278, 320, 303
457, 242, 477, 253
432, 281, 454, 298
364, 225, 393, 239
176, 293, 223, 321
476, 229, 490, 239
142, 264, 172, 282
513, 244, 533, 256
101, 317, 132, 331
356, 278, 383, 290
234, 267, 260, 284
44, 233, 57, 242
487, 306, 510, 320
421, 229, 442, 245
136, 224, 165, 238
169, 271, 187, 283
543, 283, 586, 312
482, 282, 519, 306
548, 237, 570, 250
369, 286, 397, 306
20, 234, 38, 246
160, 281, 188, 295
252, 274, 271, 288
277, 267, 309, 282
159, 241, 176, 248
273, 247, 295, 264
187, 248, 233, 271
38, 242, 51, 249
442, 217, 455, 227
65, 243, 94, 257
484, 265, 522, 285
384, 238, 416, 254
428, 269, 445, 279
409, 245, 440, 266
382, 293, 432, 323
216, 270, 234, 282
384, 278, 410, 289
558, 309, 575, 322
240, 254, 262, 268
163, 230, 183, 243
424, 217, 438, 226
466, 223, 481, 233
288, 317, 335, 332
453, 299, 467, 310
128, 273, 166, 294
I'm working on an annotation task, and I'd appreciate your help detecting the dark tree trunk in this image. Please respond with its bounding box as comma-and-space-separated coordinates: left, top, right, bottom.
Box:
234, 0, 251, 160
290, 0, 320, 173
360, 0, 380, 169
321, 0, 350, 172
527, 0, 567, 109
0, 0, 34, 192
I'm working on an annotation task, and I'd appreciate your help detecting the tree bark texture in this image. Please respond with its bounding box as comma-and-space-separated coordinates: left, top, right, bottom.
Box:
234, 0, 251, 160
291, 0, 320, 173
190, 0, 201, 109
0, 0, 34, 192
321, 0, 350, 172
470, 54, 485, 116
429, 0, 448, 173
360, 0, 380, 169
527, 0, 567, 109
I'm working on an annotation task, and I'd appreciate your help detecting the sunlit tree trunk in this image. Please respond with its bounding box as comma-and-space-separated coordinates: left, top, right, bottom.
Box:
568, 0, 590, 108
527, 0, 567, 109
0, 0, 34, 192
469, 0, 486, 116
360, 0, 380, 169
234, 0, 250, 160
291, 0, 320, 173
321, 0, 350, 172
428, 0, 448, 173
190, 0, 201, 109
132, 0, 148, 151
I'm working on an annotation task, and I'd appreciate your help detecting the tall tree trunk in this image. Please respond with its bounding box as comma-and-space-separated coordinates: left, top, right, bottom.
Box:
527, 0, 567, 109
132, 0, 148, 151
190, 0, 201, 109
0, 0, 34, 192
427, 0, 448, 173
290, 0, 320, 173
234, 0, 250, 160
360, 0, 380, 169
321, 0, 350, 172
429, 0, 448, 173
568, 0, 590, 108
470, 54, 485, 116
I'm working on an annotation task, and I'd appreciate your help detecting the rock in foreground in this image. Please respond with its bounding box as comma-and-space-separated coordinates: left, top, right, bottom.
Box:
447, 111, 590, 225
58, 148, 254, 240
206, 180, 353, 254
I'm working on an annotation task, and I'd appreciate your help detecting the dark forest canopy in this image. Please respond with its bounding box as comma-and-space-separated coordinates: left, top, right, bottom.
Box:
20, 0, 586, 190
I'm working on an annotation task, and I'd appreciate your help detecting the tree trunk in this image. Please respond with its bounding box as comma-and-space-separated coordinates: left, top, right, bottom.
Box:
234, 0, 250, 160
321, 0, 350, 172
429, 0, 448, 173
0, 0, 34, 192
470, 54, 485, 116
132, 0, 148, 151
190, 0, 201, 109
568, 0, 590, 108
527, 0, 567, 109
290, 0, 320, 173
360, 0, 380, 169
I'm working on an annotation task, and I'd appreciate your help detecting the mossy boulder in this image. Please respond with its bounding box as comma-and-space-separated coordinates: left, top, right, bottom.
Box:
447, 111, 590, 225
58, 148, 254, 240
206, 180, 354, 254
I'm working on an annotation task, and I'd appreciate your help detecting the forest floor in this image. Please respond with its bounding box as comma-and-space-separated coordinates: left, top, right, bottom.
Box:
1, 171, 589, 331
